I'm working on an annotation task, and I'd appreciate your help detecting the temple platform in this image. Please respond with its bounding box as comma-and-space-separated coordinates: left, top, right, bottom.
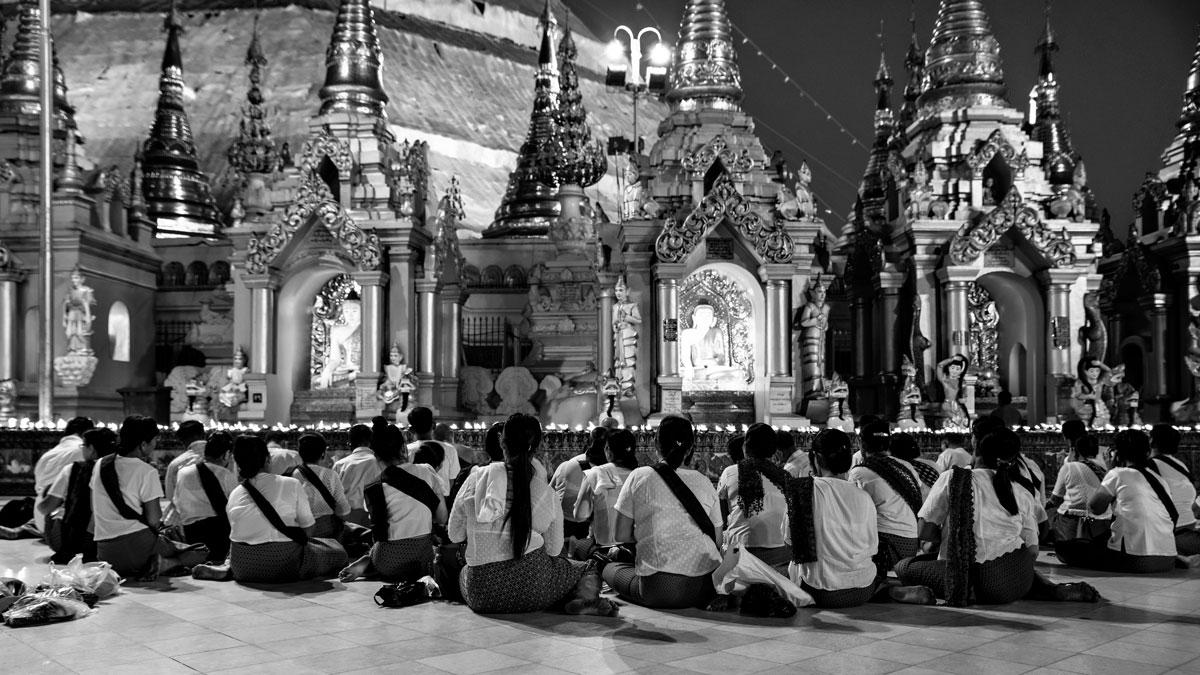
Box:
3, 532, 1199, 675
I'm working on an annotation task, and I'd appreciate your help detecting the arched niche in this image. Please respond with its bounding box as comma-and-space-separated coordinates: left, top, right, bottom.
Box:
186, 261, 208, 287
983, 153, 1012, 205
975, 271, 1046, 420
209, 261, 231, 286
318, 156, 341, 204
108, 302, 130, 362
163, 262, 185, 287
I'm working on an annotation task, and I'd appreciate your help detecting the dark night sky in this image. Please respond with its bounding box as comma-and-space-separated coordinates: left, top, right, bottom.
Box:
571, 0, 1200, 233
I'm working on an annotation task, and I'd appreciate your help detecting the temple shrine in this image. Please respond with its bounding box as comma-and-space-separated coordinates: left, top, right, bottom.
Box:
0, 0, 1196, 431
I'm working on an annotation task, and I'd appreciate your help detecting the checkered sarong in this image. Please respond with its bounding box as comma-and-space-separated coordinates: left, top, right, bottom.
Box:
460, 549, 586, 614
370, 534, 435, 582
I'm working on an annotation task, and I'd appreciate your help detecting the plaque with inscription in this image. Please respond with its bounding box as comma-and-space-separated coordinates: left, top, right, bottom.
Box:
661, 389, 683, 413
663, 318, 678, 342
1051, 316, 1071, 349
984, 248, 1014, 268
558, 282, 581, 304
768, 388, 793, 414
706, 238, 734, 260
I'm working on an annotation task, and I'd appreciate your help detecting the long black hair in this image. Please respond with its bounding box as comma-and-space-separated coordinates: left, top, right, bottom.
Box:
484, 422, 505, 462
585, 427, 610, 467
502, 413, 542, 559
977, 428, 1023, 516
657, 415, 695, 470
606, 429, 640, 470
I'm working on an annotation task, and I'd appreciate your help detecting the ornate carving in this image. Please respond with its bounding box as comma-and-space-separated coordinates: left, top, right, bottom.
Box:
966, 282, 1000, 396
679, 269, 754, 391
1079, 291, 1107, 362
383, 139, 429, 218
1131, 172, 1168, 214
54, 266, 99, 388
794, 275, 831, 399
430, 177, 466, 284
0, 239, 13, 271
613, 276, 641, 399
1100, 238, 1162, 305
897, 355, 925, 429
245, 176, 381, 274
299, 127, 353, 177
218, 345, 249, 409
311, 274, 362, 390
680, 135, 756, 177
377, 343, 417, 413
656, 173, 794, 264
949, 188, 1076, 267
965, 129, 1027, 176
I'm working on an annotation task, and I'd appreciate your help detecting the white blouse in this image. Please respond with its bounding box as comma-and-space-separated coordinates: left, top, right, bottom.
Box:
227, 473, 315, 545
372, 464, 442, 541
448, 467, 563, 566
574, 464, 634, 547
1100, 468, 1177, 557
1051, 461, 1111, 518
848, 459, 921, 538
919, 469, 1038, 564
717, 464, 789, 549
1150, 456, 1197, 530
790, 477, 879, 591
613, 466, 722, 578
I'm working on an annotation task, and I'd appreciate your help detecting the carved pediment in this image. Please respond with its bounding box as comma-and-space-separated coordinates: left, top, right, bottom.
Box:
299, 127, 354, 177
965, 129, 1029, 177
656, 173, 794, 264
949, 188, 1076, 268
680, 135, 756, 177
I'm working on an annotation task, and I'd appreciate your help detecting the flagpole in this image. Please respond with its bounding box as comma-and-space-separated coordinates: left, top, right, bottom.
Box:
38, 0, 53, 421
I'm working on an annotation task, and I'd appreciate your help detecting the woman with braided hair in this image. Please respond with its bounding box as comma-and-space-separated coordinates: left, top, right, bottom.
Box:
785, 429, 935, 608
849, 421, 925, 573
1056, 430, 1196, 572
895, 428, 1099, 605
717, 423, 792, 570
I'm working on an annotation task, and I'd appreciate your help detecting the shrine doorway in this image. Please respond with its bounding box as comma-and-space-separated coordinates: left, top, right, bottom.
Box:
676, 263, 766, 425
976, 271, 1046, 422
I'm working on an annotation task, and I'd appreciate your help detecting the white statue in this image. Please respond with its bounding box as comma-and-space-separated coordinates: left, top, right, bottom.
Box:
612, 276, 641, 398
621, 159, 643, 222
796, 160, 815, 218
378, 343, 417, 411
63, 266, 95, 355
680, 302, 744, 386
218, 346, 249, 409
317, 296, 362, 389
794, 277, 831, 399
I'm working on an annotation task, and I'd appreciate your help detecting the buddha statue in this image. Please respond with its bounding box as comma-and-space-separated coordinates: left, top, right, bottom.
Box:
680, 302, 744, 386
316, 294, 362, 389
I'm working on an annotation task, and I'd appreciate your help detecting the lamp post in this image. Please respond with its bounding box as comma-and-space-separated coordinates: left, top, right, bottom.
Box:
605, 25, 670, 157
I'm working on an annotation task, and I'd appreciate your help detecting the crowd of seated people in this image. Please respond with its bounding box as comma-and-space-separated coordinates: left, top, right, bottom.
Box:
19, 406, 1200, 618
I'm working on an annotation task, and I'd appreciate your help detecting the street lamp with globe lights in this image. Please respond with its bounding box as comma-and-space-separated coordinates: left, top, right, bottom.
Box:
605, 25, 670, 158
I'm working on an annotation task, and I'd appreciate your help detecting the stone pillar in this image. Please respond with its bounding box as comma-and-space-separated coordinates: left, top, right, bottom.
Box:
1145, 293, 1173, 398
440, 284, 464, 380
876, 270, 906, 377
415, 280, 440, 375
244, 276, 279, 373
1041, 269, 1076, 377
354, 271, 388, 375
653, 263, 685, 416
937, 269, 974, 359
765, 278, 791, 377
0, 269, 21, 382
597, 276, 616, 378
851, 296, 870, 380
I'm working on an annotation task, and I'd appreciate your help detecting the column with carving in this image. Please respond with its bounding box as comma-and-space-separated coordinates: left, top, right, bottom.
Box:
1041, 270, 1076, 378
938, 271, 973, 360
597, 274, 616, 379
354, 270, 388, 420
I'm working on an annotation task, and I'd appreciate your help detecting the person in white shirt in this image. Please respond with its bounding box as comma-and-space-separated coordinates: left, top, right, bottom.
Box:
552, 427, 609, 548
265, 431, 303, 476
434, 423, 478, 469
1056, 430, 1190, 572
717, 423, 791, 570
174, 432, 237, 563
1149, 424, 1200, 558
32, 417, 93, 535
404, 407, 460, 498
287, 433, 351, 538
162, 420, 207, 526
575, 428, 640, 554
779, 430, 809, 478
339, 421, 447, 583
849, 421, 924, 573
1047, 434, 1111, 543
897, 428, 1100, 604
889, 433, 941, 491
935, 433, 972, 472
40, 427, 119, 564
92, 416, 205, 581
786, 428, 934, 608
449, 413, 615, 616
599, 415, 722, 610
333, 424, 381, 527
196, 435, 348, 584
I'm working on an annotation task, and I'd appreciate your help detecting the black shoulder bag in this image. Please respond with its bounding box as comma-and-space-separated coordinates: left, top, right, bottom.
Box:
364, 466, 443, 544
240, 479, 308, 545
98, 454, 151, 528
288, 464, 340, 513
1136, 467, 1180, 526
1152, 456, 1194, 483
195, 463, 230, 523
651, 463, 718, 546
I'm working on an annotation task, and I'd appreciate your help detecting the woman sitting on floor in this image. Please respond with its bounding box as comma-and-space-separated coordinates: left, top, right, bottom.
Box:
599, 415, 722, 610
1046, 434, 1111, 544
340, 423, 447, 583
286, 433, 351, 539
174, 431, 237, 563
92, 416, 207, 581
40, 428, 120, 564
716, 423, 792, 571
849, 421, 925, 574
552, 427, 609, 547
889, 433, 941, 492
195, 435, 348, 583
574, 428, 640, 559
786, 429, 934, 608
1148, 424, 1200, 558
1055, 430, 1195, 572
896, 428, 1099, 605
449, 413, 616, 616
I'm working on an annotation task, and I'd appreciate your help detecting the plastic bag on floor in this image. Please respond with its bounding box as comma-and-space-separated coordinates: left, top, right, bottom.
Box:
0, 577, 27, 614
42, 555, 122, 600
3, 589, 92, 628
712, 540, 813, 609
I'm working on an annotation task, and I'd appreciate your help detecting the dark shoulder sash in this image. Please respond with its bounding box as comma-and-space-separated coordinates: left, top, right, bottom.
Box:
364, 482, 390, 543
651, 463, 717, 545
786, 476, 818, 563
1136, 467, 1180, 526
381, 465, 443, 516
290, 464, 339, 512
860, 456, 923, 515
240, 479, 308, 545
1152, 456, 1194, 483
1079, 459, 1107, 482
63, 460, 93, 529
195, 463, 229, 521
99, 454, 150, 528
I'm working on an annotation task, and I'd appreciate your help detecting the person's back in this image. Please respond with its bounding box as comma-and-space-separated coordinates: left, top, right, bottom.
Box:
1103, 467, 1176, 558
266, 432, 303, 476
936, 437, 972, 472
34, 418, 93, 532
405, 407, 460, 496
801, 477, 878, 590
1149, 424, 1197, 533
577, 463, 634, 547
991, 392, 1022, 427
618, 464, 721, 576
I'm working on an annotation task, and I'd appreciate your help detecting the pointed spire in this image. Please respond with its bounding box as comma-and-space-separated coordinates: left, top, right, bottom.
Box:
485, 0, 561, 237
918, 0, 1008, 112
129, 148, 147, 221
1178, 23, 1200, 132
542, 11, 607, 189
141, 1, 222, 238
228, 15, 280, 176
1031, 0, 1075, 187
862, 26, 894, 206
0, 0, 74, 127
874, 23, 894, 113
318, 0, 389, 118
667, 0, 743, 111
56, 127, 84, 194
899, 6, 925, 132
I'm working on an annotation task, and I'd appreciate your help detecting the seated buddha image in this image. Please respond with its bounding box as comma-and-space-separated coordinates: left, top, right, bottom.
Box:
316, 297, 363, 389
680, 301, 745, 388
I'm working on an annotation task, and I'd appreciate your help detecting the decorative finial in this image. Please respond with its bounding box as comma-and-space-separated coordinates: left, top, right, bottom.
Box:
667, 0, 743, 111
129, 147, 147, 220
1177, 23, 1200, 132
142, 1, 222, 237
318, 0, 390, 118
446, 175, 465, 220
1030, 0, 1075, 186
918, 0, 1008, 112
0, 0, 74, 127
228, 14, 280, 176
541, 11, 607, 189
56, 127, 85, 194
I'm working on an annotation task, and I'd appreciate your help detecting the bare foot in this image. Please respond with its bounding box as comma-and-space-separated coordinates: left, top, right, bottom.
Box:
888, 585, 937, 605
1054, 582, 1101, 602
338, 556, 372, 583
565, 597, 620, 616
1176, 554, 1200, 569
705, 594, 736, 612
191, 564, 232, 581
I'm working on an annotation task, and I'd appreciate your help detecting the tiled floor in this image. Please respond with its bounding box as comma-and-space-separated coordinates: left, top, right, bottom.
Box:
3, 537, 1200, 675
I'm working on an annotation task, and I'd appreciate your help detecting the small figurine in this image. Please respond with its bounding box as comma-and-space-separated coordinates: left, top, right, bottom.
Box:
218, 346, 250, 409
937, 354, 971, 429
1073, 357, 1112, 429
826, 372, 854, 432
378, 343, 417, 412
896, 355, 926, 430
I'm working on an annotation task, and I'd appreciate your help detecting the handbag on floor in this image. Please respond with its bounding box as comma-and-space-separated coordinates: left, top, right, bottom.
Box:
432, 541, 466, 603
374, 580, 429, 608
